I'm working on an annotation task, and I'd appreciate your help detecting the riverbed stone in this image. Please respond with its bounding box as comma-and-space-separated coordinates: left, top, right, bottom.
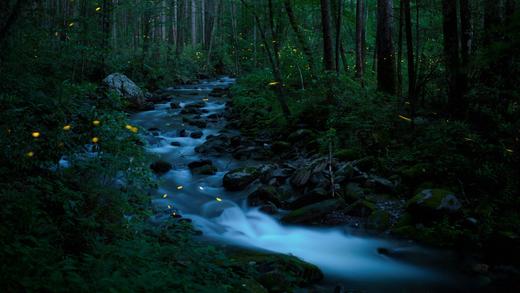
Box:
209, 87, 229, 97
190, 130, 203, 139
195, 134, 230, 154
223, 167, 260, 191
178, 129, 188, 137
150, 160, 172, 175
188, 160, 217, 175
187, 118, 207, 128
181, 107, 203, 115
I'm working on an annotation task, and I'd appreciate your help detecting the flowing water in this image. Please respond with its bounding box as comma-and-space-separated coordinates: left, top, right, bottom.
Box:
131, 78, 473, 291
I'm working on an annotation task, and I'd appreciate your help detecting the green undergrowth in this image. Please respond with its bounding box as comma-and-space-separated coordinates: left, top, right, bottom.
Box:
0, 78, 320, 292
230, 70, 520, 252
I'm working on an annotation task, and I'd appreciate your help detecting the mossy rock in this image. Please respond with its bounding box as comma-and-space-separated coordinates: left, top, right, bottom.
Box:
191, 164, 218, 175
223, 167, 260, 191
406, 189, 462, 218
248, 185, 287, 208
228, 250, 323, 292
334, 149, 360, 161
281, 199, 344, 224
398, 163, 430, 184
368, 210, 391, 230
345, 182, 365, 201
390, 224, 417, 238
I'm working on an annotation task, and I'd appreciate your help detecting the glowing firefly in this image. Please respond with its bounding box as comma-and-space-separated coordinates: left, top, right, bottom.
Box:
32, 132, 41, 138
216, 197, 222, 202
92, 120, 100, 126
92, 137, 99, 143
398, 115, 412, 122
63, 125, 72, 131
177, 185, 183, 190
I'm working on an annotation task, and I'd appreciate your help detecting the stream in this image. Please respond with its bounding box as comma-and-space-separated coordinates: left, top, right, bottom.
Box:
131, 77, 474, 291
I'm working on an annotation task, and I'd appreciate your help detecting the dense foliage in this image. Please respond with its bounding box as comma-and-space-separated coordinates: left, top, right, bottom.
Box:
1, 0, 520, 291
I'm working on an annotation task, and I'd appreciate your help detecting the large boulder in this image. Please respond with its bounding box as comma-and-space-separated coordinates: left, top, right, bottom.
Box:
190, 130, 204, 139
406, 189, 462, 220
290, 157, 328, 188
248, 186, 286, 208
227, 250, 323, 292
103, 73, 149, 109
223, 167, 260, 191
150, 160, 172, 175
188, 160, 217, 175
281, 198, 345, 224
195, 134, 230, 154
288, 187, 330, 209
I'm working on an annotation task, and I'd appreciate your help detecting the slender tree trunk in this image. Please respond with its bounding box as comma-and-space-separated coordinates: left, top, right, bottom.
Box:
355, 0, 366, 79
403, 0, 416, 118
376, 0, 396, 94
397, 0, 404, 96
201, 0, 205, 47
191, 0, 196, 46
484, 0, 502, 46
442, 0, 463, 116
101, 0, 112, 73
176, 0, 184, 55
206, 0, 220, 70
335, 0, 344, 75
0, 0, 29, 49
320, 0, 335, 71
283, 0, 316, 75
141, 8, 151, 70
231, 1, 239, 74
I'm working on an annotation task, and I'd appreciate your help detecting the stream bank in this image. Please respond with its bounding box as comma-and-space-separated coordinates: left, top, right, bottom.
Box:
131, 77, 480, 292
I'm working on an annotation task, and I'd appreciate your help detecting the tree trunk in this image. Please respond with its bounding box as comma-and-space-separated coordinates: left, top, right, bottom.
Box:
239, 0, 290, 119
101, 0, 112, 73
403, 0, 416, 117
283, 0, 316, 75
355, 0, 366, 79
376, 0, 396, 94
484, 0, 502, 46
442, 0, 463, 116
334, 0, 344, 75
397, 0, 404, 95
191, 0, 196, 46
0, 0, 29, 49
320, 0, 335, 71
